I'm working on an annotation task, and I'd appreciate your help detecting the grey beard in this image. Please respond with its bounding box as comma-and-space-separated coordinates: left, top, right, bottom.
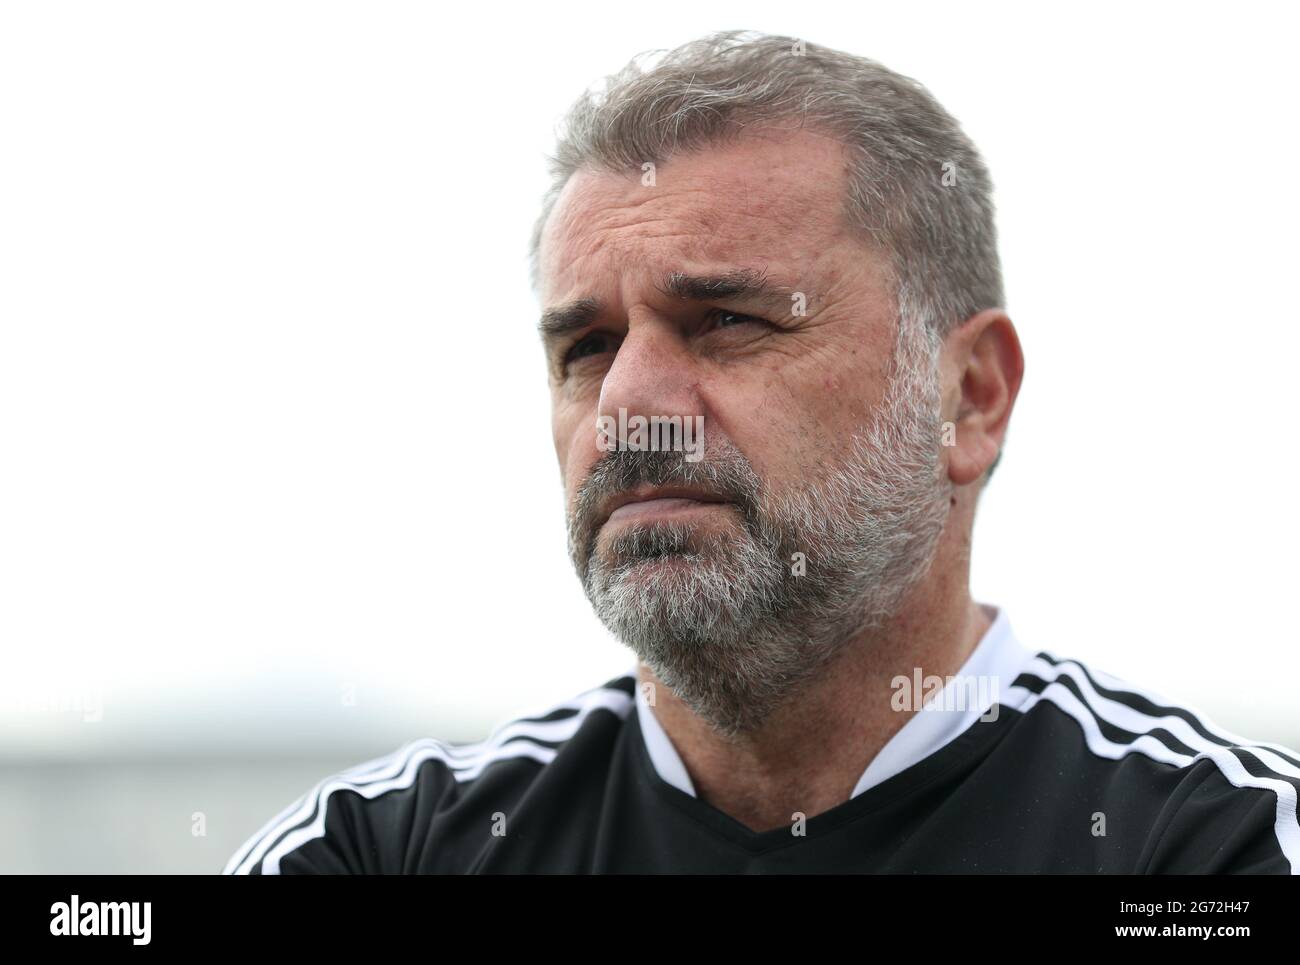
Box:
568, 333, 952, 740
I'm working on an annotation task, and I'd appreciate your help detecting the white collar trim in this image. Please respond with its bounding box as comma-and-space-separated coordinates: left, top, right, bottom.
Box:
635, 675, 698, 796
633, 605, 1034, 801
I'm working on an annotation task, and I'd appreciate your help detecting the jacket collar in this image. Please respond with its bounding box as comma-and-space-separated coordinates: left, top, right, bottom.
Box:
633, 604, 1035, 799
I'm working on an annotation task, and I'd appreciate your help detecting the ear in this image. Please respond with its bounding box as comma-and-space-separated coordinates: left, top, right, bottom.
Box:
942, 308, 1024, 487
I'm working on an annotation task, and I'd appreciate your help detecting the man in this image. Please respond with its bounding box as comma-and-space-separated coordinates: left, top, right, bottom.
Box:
225, 30, 1299, 874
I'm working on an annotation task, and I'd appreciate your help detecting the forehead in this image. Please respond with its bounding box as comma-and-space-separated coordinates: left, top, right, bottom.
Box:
539, 128, 855, 303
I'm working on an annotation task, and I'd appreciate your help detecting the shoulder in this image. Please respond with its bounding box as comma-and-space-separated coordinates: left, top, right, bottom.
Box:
1000, 648, 1300, 873
222, 671, 638, 874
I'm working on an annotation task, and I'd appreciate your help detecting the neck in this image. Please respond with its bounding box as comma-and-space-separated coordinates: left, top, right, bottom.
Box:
636, 564, 991, 833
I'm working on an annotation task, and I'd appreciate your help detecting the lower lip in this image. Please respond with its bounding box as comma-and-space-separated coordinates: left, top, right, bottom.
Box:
607, 498, 730, 523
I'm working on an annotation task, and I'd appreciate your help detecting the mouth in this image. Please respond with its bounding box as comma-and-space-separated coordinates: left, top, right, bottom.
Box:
599, 486, 733, 527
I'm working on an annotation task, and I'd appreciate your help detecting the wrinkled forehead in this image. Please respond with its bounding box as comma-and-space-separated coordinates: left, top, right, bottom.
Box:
538, 131, 857, 303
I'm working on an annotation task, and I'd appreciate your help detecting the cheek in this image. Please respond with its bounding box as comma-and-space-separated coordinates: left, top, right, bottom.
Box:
695, 376, 801, 488
715, 354, 879, 483
552, 401, 599, 498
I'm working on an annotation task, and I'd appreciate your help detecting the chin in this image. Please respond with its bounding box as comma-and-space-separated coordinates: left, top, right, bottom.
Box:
610, 552, 708, 591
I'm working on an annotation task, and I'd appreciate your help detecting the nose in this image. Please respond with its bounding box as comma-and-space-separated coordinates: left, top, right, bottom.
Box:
596, 310, 704, 452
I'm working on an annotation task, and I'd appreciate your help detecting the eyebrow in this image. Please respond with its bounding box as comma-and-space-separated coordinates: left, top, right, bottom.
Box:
538, 297, 602, 342
537, 268, 797, 342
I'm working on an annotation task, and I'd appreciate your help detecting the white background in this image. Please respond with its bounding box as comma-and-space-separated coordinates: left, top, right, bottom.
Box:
1, 1, 1297, 869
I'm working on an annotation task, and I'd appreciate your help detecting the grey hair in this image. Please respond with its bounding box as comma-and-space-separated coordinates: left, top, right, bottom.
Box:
527, 28, 1005, 345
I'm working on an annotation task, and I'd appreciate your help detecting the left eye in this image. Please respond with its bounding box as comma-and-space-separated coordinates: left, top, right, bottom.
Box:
705, 309, 763, 330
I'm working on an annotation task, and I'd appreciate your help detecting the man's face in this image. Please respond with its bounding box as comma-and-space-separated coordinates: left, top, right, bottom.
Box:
541, 130, 898, 510
537, 129, 951, 735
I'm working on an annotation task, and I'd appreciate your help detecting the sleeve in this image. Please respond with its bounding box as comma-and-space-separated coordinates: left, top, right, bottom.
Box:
222, 742, 460, 875
1139, 755, 1298, 874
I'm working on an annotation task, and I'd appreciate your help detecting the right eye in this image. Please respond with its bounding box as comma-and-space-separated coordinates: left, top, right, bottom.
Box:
565, 332, 618, 365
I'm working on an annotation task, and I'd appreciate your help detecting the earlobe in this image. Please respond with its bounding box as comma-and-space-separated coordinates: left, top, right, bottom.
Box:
948, 433, 1000, 486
